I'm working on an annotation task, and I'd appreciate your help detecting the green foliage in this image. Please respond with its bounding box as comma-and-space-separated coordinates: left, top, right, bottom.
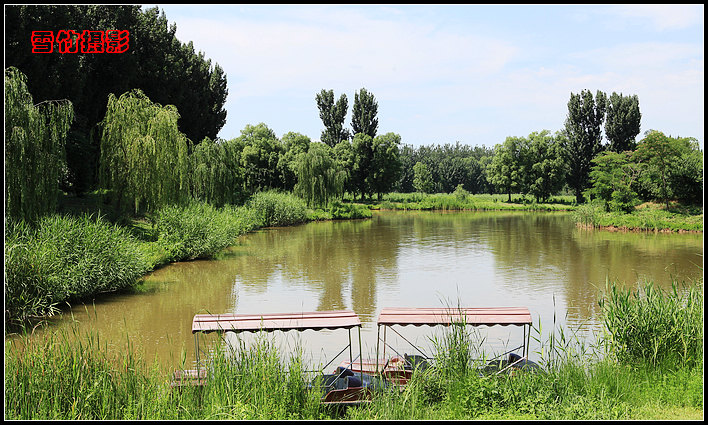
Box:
99, 89, 189, 215
316, 89, 350, 147
247, 190, 309, 227
599, 280, 703, 369
5, 5, 228, 193
327, 201, 373, 219
605, 92, 641, 152
4, 214, 151, 324
526, 131, 567, 203
351, 133, 376, 199
563, 89, 608, 203
668, 148, 703, 206
486, 136, 526, 202
278, 132, 311, 191
351, 87, 379, 139
453, 184, 469, 201
587, 151, 640, 213
234, 123, 284, 195
150, 202, 260, 263
413, 162, 435, 194
293, 142, 345, 208
189, 136, 244, 206
5, 67, 74, 223
369, 132, 402, 200
634, 131, 684, 210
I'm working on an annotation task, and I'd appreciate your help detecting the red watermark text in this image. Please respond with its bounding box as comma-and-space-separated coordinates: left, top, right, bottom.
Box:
31, 30, 129, 54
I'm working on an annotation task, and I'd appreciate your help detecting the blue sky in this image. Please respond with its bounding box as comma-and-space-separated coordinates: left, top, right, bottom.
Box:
147, 4, 704, 148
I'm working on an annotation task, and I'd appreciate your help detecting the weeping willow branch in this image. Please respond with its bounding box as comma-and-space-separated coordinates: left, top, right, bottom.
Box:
98, 89, 189, 215
5, 67, 74, 223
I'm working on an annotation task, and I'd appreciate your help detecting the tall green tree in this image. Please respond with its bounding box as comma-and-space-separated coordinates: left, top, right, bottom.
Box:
189, 137, 242, 207
5, 67, 74, 223
526, 131, 567, 203
486, 136, 526, 202
413, 162, 435, 194
278, 132, 311, 191
351, 133, 375, 200
562, 89, 607, 204
634, 131, 687, 210
294, 142, 345, 207
316, 89, 350, 147
351, 88, 378, 139
234, 123, 284, 195
605, 92, 641, 152
369, 132, 402, 200
99, 89, 188, 215
587, 151, 641, 212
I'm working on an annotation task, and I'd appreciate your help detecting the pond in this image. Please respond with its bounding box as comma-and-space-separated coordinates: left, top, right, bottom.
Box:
10, 211, 703, 371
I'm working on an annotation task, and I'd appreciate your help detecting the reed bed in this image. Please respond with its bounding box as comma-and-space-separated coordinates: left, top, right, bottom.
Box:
246, 190, 309, 227
5, 215, 152, 325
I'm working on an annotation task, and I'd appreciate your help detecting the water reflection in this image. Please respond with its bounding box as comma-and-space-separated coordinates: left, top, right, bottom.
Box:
9, 211, 702, 369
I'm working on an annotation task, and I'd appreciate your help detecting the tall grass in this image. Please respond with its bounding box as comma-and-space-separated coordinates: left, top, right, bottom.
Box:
149, 202, 261, 264
247, 190, 308, 227
573, 201, 703, 232
599, 279, 703, 368
5, 215, 152, 325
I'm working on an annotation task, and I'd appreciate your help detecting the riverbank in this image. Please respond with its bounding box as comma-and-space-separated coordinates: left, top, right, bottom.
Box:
573, 201, 703, 233
4, 191, 371, 328
359, 192, 577, 212
5, 280, 702, 420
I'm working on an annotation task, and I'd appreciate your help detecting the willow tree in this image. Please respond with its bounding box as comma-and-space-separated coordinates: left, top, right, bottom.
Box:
5, 67, 74, 223
294, 142, 345, 207
190, 136, 242, 206
99, 89, 188, 215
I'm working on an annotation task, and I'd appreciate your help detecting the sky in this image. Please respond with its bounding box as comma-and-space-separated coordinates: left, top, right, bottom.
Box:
146, 4, 704, 148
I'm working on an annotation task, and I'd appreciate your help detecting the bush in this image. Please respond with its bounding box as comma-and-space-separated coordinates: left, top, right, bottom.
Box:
5, 215, 151, 324
247, 190, 308, 227
328, 201, 373, 219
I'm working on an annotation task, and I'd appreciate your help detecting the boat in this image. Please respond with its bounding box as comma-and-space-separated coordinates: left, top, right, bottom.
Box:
185, 309, 383, 406
340, 306, 538, 383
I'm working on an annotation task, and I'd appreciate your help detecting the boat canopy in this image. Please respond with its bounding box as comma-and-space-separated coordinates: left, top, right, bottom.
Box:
377, 307, 532, 327
192, 310, 362, 334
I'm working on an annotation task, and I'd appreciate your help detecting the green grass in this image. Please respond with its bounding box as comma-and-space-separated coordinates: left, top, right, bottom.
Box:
573, 201, 703, 232
5, 279, 703, 420
5, 215, 152, 325
246, 190, 309, 227
368, 192, 576, 212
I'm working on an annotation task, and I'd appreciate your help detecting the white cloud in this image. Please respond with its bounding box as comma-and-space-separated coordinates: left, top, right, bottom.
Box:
608, 4, 704, 31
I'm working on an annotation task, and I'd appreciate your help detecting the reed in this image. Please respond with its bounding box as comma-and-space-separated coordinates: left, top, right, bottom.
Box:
247, 190, 309, 227
599, 279, 703, 368
149, 202, 261, 263
376, 192, 575, 212
4, 214, 152, 325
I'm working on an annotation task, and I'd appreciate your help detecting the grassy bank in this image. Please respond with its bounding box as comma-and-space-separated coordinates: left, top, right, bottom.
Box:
574, 201, 703, 232
365, 192, 576, 212
5, 279, 702, 420
4, 190, 372, 327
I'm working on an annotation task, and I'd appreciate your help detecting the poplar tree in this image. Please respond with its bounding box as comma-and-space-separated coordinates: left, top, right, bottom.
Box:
562, 89, 607, 204
316, 89, 350, 147
605, 92, 641, 152
99, 89, 188, 215
5, 67, 74, 223
351, 88, 378, 139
